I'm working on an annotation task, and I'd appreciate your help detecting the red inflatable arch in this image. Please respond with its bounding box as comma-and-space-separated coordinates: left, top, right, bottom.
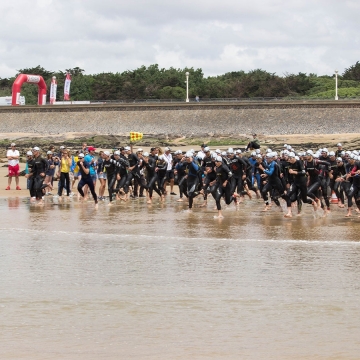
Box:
11, 74, 47, 106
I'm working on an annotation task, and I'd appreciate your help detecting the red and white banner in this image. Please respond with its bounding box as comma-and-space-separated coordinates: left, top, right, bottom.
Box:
50, 76, 57, 104
64, 73, 71, 100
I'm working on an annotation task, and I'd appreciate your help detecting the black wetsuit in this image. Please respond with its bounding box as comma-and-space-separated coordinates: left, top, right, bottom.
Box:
211, 164, 233, 211
286, 160, 313, 207
77, 160, 98, 203
305, 159, 330, 202
156, 159, 168, 194
227, 156, 248, 196
145, 156, 162, 199
125, 153, 140, 194
261, 160, 285, 206
348, 161, 360, 209
175, 159, 188, 199
27, 158, 36, 197
101, 157, 122, 202
116, 154, 130, 194
32, 155, 49, 200
187, 161, 201, 209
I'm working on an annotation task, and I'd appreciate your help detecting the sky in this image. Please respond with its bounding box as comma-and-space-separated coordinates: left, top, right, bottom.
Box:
0, 0, 359, 78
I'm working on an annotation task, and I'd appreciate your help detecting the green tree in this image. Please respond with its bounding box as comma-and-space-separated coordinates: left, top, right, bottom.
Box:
342, 61, 360, 81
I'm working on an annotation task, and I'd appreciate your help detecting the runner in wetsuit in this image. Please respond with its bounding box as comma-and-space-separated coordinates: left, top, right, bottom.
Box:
304, 150, 330, 214
100, 151, 124, 205
185, 152, 201, 211
240, 151, 258, 198
319, 148, 331, 213
350, 158, 360, 216
125, 147, 140, 199
285, 152, 316, 218
259, 152, 286, 212
199, 147, 215, 206
32, 147, 49, 204
77, 153, 98, 208
210, 156, 233, 218
156, 155, 168, 199
227, 149, 248, 204
143, 151, 162, 204
115, 147, 130, 200
342, 155, 356, 216
333, 157, 347, 208
24, 151, 36, 199
174, 151, 188, 202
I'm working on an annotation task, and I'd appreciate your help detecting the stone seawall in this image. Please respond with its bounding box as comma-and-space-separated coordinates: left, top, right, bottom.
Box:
0, 101, 359, 136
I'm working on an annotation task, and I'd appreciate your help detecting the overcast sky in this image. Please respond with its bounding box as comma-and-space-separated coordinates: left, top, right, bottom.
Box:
0, 0, 359, 78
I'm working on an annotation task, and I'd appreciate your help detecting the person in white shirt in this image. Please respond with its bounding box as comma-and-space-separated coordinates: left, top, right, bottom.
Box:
163, 147, 176, 195
6, 142, 21, 190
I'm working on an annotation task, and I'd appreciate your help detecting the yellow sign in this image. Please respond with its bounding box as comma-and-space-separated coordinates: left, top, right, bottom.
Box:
130, 132, 143, 142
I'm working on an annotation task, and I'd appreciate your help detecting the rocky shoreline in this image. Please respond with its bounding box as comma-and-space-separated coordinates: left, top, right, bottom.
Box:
1, 132, 360, 162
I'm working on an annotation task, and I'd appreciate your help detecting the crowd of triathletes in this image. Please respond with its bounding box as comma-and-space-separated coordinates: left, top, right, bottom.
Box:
22, 138, 360, 218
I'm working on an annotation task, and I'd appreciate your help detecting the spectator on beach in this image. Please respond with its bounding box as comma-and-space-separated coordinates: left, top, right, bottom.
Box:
6, 142, 21, 190
44, 151, 58, 195
57, 149, 72, 199
195, 95, 200, 102
245, 134, 261, 151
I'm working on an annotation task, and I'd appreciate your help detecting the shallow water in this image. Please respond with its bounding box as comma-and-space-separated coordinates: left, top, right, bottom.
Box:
1, 196, 360, 359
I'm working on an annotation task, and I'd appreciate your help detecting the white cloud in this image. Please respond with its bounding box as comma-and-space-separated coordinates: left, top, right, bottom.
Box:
0, 0, 359, 78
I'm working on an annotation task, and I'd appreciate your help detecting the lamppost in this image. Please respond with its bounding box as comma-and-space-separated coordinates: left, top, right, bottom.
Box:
335, 70, 338, 100
185, 72, 189, 102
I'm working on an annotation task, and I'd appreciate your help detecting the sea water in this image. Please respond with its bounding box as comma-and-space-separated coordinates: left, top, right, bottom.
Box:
0, 197, 360, 359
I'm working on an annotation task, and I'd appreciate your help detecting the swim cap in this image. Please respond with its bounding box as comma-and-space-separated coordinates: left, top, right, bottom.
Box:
288, 152, 295, 158
322, 148, 328, 153
78, 153, 85, 158
255, 149, 261, 154
26, 151, 33, 156
221, 151, 227, 156
227, 148, 234, 154
329, 151, 335, 156
251, 151, 256, 156
215, 156, 222, 162
104, 151, 110, 156
143, 152, 149, 157
337, 143, 342, 147
336, 157, 342, 162
215, 149, 221, 154
47, 151, 53, 155
266, 148, 272, 153
204, 147, 210, 152
114, 150, 120, 155
256, 154, 262, 159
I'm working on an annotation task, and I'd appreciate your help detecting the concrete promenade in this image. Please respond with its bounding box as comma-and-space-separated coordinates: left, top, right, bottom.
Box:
0, 100, 359, 136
